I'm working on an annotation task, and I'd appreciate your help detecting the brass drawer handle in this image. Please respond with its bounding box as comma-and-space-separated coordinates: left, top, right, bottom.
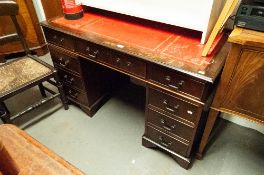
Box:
165, 106, 175, 112
160, 119, 176, 131
116, 57, 121, 63
159, 136, 172, 148
85, 46, 90, 52
63, 75, 74, 85
165, 75, 171, 82
52, 35, 57, 40
168, 80, 185, 91
59, 57, 70, 67
60, 38, 64, 43
127, 61, 132, 67
88, 50, 99, 59
168, 84, 179, 90
178, 80, 185, 86
163, 99, 180, 113
68, 90, 78, 99
85, 46, 98, 59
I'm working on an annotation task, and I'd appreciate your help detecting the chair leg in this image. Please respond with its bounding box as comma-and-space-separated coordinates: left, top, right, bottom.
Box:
54, 74, 69, 110
0, 54, 6, 64
38, 83, 47, 97
0, 102, 11, 124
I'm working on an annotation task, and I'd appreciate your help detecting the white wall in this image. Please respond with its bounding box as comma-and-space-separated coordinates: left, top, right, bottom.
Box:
32, 0, 46, 22
221, 113, 264, 134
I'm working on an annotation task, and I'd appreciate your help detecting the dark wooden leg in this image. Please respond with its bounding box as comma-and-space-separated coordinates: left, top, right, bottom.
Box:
34, 45, 49, 56
0, 102, 11, 124
172, 155, 191, 169
142, 136, 190, 169
54, 74, 69, 110
38, 83, 47, 97
58, 82, 69, 110
196, 108, 220, 159
0, 54, 6, 63
142, 136, 157, 148
80, 106, 93, 117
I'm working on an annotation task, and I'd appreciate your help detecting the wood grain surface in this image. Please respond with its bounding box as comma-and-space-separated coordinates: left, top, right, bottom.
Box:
221, 49, 264, 123
0, 124, 85, 174
40, 0, 63, 20
197, 28, 264, 158
228, 27, 264, 48
0, 0, 46, 55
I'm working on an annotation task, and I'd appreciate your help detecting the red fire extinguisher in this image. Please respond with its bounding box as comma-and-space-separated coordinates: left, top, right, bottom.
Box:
60, 0, 84, 20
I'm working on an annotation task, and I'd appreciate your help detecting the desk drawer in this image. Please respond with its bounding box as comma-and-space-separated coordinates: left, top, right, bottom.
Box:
108, 51, 146, 78
148, 88, 201, 124
58, 69, 85, 91
145, 125, 189, 157
75, 39, 146, 78
147, 108, 194, 141
64, 85, 89, 106
148, 64, 206, 100
43, 28, 75, 51
75, 38, 106, 60
49, 46, 81, 74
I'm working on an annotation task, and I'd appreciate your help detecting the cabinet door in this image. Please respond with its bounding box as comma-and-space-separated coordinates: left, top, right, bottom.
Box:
222, 49, 264, 122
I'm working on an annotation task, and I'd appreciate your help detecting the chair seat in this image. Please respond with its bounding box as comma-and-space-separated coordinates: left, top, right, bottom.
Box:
0, 56, 52, 95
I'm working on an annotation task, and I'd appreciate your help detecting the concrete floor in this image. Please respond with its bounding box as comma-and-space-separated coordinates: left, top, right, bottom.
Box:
1, 83, 263, 175
1, 55, 264, 175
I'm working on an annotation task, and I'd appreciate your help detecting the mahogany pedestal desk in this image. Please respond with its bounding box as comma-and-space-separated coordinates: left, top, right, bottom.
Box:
197, 27, 264, 158
41, 9, 229, 169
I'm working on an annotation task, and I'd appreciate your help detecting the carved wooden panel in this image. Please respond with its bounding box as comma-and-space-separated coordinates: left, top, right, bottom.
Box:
222, 49, 264, 122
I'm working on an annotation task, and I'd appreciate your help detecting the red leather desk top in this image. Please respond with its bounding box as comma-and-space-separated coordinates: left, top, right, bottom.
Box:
50, 12, 227, 82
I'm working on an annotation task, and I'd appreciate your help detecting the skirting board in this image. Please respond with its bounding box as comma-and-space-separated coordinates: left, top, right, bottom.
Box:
220, 113, 264, 134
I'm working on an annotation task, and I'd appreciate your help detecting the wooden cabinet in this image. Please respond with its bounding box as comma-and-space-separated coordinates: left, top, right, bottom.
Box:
221, 49, 264, 121
0, 0, 47, 56
197, 28, 264, 158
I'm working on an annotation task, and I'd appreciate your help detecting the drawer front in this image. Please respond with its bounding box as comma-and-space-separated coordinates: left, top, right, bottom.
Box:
76, 38, 146, 78
148, 88, 200, 124
108, 51, 146, 78
75, 39, 105, 60
147, 108, 194, 141
64, 85, 89, 106
146, 125, 189, 157
43, 28, 75, 51
49, 46, 81, 74
58, 70, 85, 91
148, 64, 206, 100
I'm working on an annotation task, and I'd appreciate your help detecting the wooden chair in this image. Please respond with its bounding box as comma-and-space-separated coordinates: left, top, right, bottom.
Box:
0, 0, 68, 123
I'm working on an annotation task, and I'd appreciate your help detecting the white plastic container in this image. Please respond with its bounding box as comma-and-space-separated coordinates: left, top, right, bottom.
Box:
81, 0, 227, 44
